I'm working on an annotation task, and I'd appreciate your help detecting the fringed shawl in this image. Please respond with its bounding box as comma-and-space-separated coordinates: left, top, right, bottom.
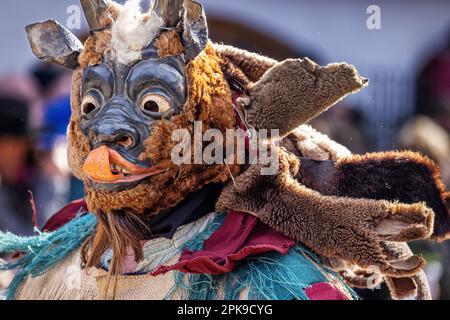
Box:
0, 213, 356, 300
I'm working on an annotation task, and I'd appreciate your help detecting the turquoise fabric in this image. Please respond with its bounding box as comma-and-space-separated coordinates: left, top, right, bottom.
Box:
0, 212, 357, 300
0, 214, 97, 300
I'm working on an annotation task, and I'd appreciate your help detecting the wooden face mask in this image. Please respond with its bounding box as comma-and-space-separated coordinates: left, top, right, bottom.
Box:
26, 0, 208, 194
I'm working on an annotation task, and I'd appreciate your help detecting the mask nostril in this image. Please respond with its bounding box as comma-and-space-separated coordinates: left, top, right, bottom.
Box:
117, 135, 134, 149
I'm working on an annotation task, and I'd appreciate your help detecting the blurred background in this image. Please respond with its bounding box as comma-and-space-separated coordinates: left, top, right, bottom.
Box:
0, 0, 449, 299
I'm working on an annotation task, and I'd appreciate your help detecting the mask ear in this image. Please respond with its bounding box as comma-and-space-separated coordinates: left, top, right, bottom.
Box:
180, 0, 208, 61
25, 20, 83, 70
245, 58, 368, 137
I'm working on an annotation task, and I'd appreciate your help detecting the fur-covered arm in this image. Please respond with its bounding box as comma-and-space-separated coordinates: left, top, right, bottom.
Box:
217, 150, 434, 277
215, 44, 438, 299
288, 131, 436, 299
244, 58, 367, 138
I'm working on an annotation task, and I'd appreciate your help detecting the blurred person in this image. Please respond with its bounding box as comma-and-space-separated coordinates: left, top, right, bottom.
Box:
0, 71, 76, 291
31, 62, 72, 105
416, 30, 450, 133
0, 72, 73, 235
0, 74, 41, 130
36, 94, 84, 216
396, 116, 450, 186
0, 96, 36, 235
31, 61, 85, 218
414, 31, 450, 299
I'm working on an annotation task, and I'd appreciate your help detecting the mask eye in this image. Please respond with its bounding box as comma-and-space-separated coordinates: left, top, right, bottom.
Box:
81, 95, 100, 116
140, 93, 171, 114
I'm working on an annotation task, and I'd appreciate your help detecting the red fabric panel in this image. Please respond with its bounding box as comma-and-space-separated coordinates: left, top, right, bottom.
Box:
42, 199, 87, 232
152, 210, 296, 276
305, 282, 349, 300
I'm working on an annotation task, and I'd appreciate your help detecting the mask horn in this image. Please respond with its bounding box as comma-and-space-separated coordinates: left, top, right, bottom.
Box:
181, 0, 208, 61
80, 0, 110, 32
25, 20, 84, 70
154, 0, 183, 27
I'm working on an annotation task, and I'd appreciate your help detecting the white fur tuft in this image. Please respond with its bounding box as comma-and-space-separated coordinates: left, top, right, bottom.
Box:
111, 0, 164, 64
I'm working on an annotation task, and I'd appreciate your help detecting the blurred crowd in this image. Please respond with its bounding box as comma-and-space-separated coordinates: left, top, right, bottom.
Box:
1, 29, 450, 299
0, 63, 83, 236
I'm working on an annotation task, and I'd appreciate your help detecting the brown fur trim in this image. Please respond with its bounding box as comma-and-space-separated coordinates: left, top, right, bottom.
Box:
245, 58, 368, 137
155, 30, 184, 58
379, 241, 413, 260
217, 148, 433, 277
277, 146, 437, 299
99, 2, 121, 28
385, 271, 431, 300
380, 242, 431, 300
67, 69, 91, 180
445, 192, 450, 205
336, 151, 450, 242
412, 271, 432, 300
78, 30, 112, 68
213, 44, 277, 82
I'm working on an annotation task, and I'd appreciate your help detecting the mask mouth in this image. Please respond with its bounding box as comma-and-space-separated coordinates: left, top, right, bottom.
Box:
82, 145, 167, 185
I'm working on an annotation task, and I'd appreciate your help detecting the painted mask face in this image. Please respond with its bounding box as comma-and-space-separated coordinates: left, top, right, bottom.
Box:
79, 45, 188, 192
25, 1, 366, 219
26, 0, 212, 198
26, 0, 246, 219
76, 0, 207, 194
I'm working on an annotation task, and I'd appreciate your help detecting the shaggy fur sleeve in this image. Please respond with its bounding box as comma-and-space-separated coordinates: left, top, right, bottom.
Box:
334, 152, 450, 242
217, 150, 434, 277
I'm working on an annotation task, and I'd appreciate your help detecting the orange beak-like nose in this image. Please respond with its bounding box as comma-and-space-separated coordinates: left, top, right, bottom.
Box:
82, 146, 166, 183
